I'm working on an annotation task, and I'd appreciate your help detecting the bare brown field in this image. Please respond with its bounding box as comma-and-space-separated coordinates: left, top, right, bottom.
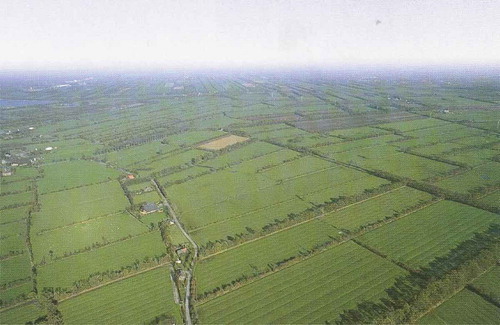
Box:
198, 135, 249, 150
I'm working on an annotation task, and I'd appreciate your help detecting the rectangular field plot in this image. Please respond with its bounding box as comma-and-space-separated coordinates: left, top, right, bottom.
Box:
357, 200, 499, 269
434, 162, 500, 194
131, 149, 208, 177
32, 212, 147, 263
132, 190, 161, 205
470, 266, 500, 304
329, 126, 391, 140
479, 191, 500, 209
101, 141, 178, 168
0, 192, 32, 209
0, 167, 38, 183
442, 148, 498, 167
59, 267, 181, 324
411, 142, 463, 156
0, 281, 32, 305
0, 180, 31, 195
238, 123, 295, 136
196, 219, 339, 296
418, 289, 500, 324
321, 187, 434, 232
400, 123, 483, 147
250, 127, 312, 140
0, 227, 26, 258
198, 134, 249, 150
0, 302, 45, 325
227, 149, 301, 174
0, 253, 31, 286
376, 118, 450, 132
170, 163, 382, 231
156, 166, 209, 186
332, 146, 457, 180
141, 211, 167, 225
37, 231, 166, 289
197, 241, 406, 324
301, 175, 389, 206
38, 160, 122, 194
0, 219, 25, 238
0, 206, 29, 224
259, 156, 335, 182
273, 134, 343, 148
33, 181, 129, 232
191, 199, 311, 245
292, 111, 420, 132
314, 134, 402, 154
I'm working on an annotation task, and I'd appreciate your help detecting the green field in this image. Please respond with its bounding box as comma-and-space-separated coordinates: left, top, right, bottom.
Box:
32, 212, 147, 263
0, 191, 32, 209
470, 266, 500, 304
59, 267, 181, 324
190, 198, 311, 246
132, 190, 161, 204
197, 241, 406, 323
315, 134, 401, 154
156, 166, 209, 186
0, 206, 29, 224
141, 211, 167, 225
132, 148, 209, 176
33, 181, 129, 232
38, 160, 122, 193
0, 179, 31, 195
357, 200, 499, 269
479, 191, 500, 208
0, 302, 45, 324
171, 165, 384, 232
329, 126, 391, 140
0, 282, 33, 305
333, 145, 458, 180
435, 162, 500, 194
443, 148, 498, 167
0, 253, 31, 286
196, 218, 340, 296
37, 231, 166, 289
321, 186, 434, 232
377, 117, 450, 132
102, 141, 178, 167
418, 289, 500, 324
0, 226, 25, 257
31, 138, 102, 162
0, 168, 38, 183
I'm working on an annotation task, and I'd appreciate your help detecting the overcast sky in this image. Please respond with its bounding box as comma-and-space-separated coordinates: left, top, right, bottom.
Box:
1, 0, 499, 70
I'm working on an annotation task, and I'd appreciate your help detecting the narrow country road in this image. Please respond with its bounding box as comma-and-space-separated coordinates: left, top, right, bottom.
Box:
152, 179, 198, 325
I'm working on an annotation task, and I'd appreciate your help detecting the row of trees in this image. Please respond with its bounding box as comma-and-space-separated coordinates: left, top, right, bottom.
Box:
337, 224, 500, 324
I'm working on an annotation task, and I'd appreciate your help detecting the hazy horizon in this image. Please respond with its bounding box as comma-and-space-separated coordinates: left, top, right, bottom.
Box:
2, 0, 500, 70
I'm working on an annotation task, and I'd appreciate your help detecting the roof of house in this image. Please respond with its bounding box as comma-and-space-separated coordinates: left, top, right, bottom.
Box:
142, 202, 158, 213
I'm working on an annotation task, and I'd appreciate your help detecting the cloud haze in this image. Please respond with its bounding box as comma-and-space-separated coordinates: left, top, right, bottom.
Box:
2, 0, 499, 69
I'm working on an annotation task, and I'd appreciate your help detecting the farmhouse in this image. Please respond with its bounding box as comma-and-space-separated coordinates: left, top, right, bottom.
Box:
1, 168, 12, 176
140, 202, 161, 215
176, 247, 189, 257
